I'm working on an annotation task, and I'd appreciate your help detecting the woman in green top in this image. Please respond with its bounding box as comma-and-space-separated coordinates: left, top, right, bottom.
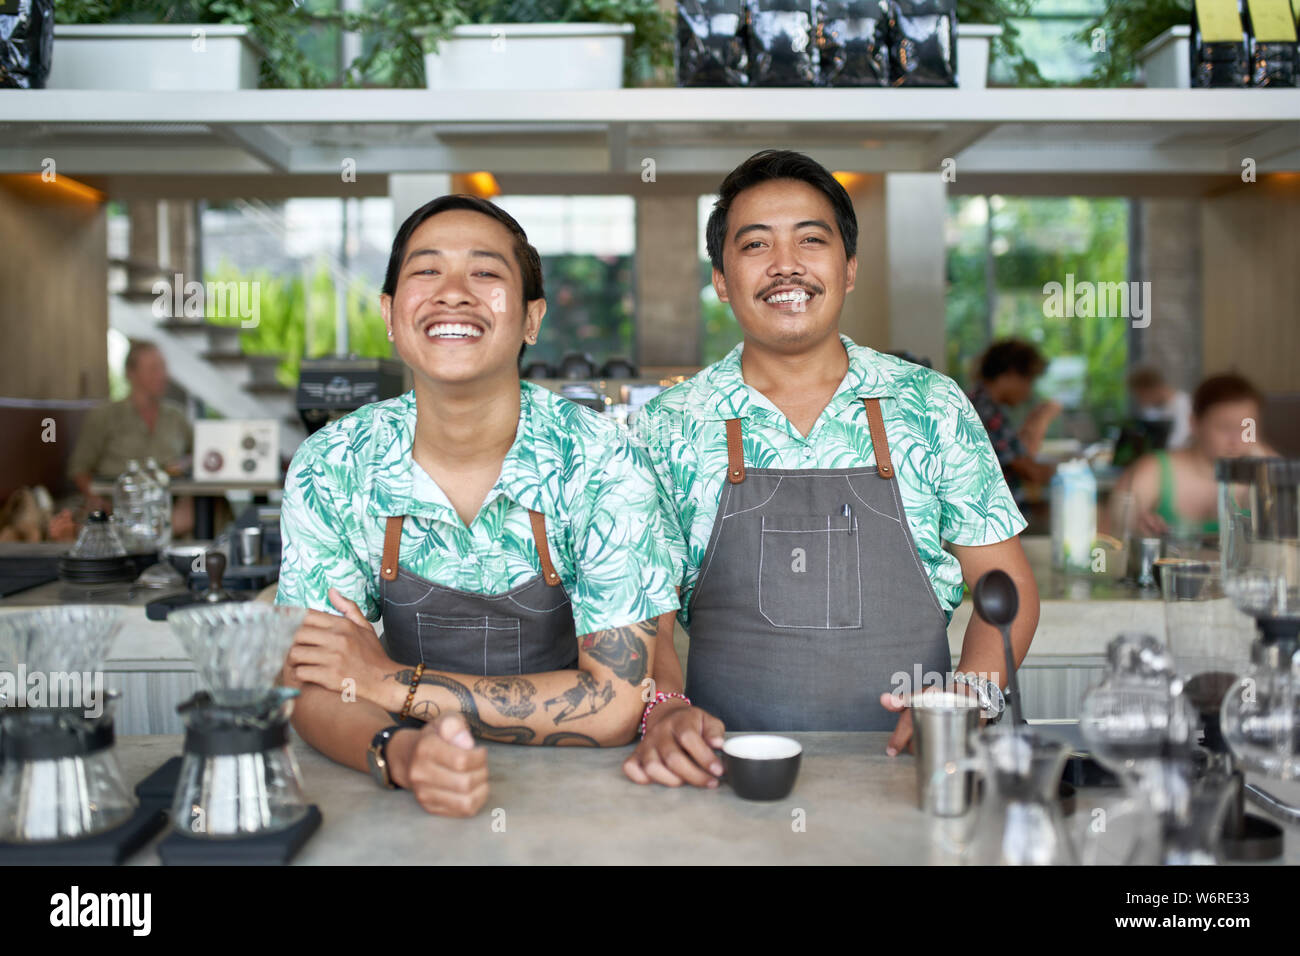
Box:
1114, 373, 1277, 539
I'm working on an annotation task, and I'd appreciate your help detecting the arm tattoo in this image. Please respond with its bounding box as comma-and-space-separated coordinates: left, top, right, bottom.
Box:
579, 618, 654, 685
474, 676, 537, 718
544, 671, 614, 724
386, 668, 535, 744
542, 732, 599, 747
410, 699, 441, 721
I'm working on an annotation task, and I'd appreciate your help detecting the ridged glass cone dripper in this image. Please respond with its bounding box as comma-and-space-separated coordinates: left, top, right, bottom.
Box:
0, 606, 126, 681
166, 604, 306, 707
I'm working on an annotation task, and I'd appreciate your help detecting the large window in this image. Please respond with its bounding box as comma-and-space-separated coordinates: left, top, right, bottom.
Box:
493, 196, 636, 371
194, 195, 636, 383
946, 195, 1131, 439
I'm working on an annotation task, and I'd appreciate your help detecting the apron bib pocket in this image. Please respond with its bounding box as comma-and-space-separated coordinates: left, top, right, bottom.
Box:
757, 514, 861, 629
416, 612, 523, 675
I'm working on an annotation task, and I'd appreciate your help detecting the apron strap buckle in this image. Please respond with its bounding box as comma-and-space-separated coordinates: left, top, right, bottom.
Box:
862, 398, 894, 480
724, 418, 746, 484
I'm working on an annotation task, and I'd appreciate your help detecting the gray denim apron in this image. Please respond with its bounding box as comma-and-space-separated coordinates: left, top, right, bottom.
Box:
378, 511, 578, 675
685, 398, 952, 731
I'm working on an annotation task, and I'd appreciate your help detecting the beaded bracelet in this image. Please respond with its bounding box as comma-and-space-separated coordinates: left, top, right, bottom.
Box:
399, 662, 426, 721
639, 691, 691, 738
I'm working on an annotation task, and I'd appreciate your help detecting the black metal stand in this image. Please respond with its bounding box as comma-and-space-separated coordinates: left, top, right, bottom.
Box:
157, 805, 322, 865
0, 802, 168, 866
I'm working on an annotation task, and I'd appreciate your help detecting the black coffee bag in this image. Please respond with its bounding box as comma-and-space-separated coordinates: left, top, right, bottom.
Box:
1243, 0, 1297, 86
888, 0, 957, 87
1190, 0, 1250, 87
678, 0, 749, 86
746, 0, 817, 86
0, 0, 53, 89
816, 0, 891, 86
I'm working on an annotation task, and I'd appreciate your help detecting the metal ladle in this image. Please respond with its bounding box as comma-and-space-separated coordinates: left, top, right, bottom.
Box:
972, 569, 1025, 728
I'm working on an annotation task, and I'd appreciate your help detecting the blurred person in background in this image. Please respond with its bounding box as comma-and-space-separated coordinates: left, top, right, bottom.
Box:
1128, 365, 1192, 451
968, 339, 1061, 507
66, 339, 195, 536
1112, 373, 1277, 538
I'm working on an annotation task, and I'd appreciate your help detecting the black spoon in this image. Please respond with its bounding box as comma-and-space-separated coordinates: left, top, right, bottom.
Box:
972, 569, 1025, 729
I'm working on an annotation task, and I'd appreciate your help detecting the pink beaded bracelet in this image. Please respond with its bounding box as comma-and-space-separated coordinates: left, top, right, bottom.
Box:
639, 691, 691, 737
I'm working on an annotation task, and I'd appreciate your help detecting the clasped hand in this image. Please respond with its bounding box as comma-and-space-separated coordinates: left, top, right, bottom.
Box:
284, 588, 397, 705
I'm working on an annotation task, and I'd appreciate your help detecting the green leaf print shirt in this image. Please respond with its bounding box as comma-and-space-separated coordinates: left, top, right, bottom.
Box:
276, 381, 681, 637
632, 335, 1027, 627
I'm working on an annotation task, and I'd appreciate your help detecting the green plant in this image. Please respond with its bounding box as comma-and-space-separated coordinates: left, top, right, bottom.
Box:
336, 0, 674, 88
55, 0, 329, 87
1074, 0, 1192, 87
204, 259, 392, 388
957, 0, 1050, 87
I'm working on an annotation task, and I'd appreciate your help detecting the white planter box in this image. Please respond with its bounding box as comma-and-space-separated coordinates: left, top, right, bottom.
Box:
1138, 25, 1192, 89
421, 23, 634, 90
957, 23, 1002, 89
47, 24, 264, 91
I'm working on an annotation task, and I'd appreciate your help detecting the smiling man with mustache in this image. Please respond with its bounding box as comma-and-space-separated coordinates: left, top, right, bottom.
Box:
275, 195, 679, 817
625, 150, 1040, 788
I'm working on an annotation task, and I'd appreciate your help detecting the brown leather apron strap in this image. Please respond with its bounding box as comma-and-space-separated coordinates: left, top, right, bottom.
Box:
725, 418, 746, 484
862, 398, 894, 480
380, 516, 404, 581
528, 509, 563, 586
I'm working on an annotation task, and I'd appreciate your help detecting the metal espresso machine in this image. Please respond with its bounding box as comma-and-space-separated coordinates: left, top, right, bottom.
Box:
296, 357, 406, 436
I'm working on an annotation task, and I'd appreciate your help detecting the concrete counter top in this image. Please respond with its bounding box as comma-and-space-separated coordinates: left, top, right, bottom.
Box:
117, 732, 936, 865
110, 732, 1299, 865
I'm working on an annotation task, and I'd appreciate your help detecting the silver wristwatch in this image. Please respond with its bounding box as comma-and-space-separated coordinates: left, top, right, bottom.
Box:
953, 672, 1006, 723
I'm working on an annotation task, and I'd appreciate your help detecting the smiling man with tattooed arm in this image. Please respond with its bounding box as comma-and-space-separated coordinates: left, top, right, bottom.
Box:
276, 195, 678, 817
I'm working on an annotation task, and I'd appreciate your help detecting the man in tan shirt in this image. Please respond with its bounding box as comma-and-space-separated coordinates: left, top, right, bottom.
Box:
68, 340, 194, 534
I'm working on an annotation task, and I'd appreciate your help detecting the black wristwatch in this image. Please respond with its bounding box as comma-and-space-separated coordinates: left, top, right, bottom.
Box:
367, 725, 405, 790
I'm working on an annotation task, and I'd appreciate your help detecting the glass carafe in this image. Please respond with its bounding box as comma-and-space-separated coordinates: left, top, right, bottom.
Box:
0, 697, 135, 842
1162, 563, 1255, 750
1217, 457, 1300, 639
172, 688, 308, 838
937, 729, 1078, 865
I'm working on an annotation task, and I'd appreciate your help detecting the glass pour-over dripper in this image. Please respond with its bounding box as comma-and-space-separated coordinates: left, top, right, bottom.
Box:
1216, 458, 1300, 826
166, 603, 309, 838
0, 606, 135, 842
